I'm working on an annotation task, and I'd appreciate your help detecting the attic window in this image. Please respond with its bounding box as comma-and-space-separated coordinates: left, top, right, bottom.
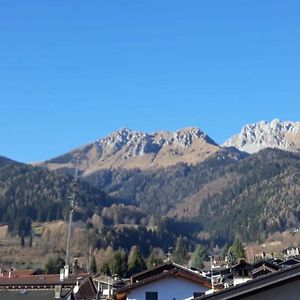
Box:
146, 291, 158, 300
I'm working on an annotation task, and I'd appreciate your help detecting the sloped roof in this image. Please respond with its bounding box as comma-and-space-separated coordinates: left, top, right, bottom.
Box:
251, 265, 278, 279
279, 258, 300, 267
131, 262, 188, 283
197, 263, 300, 299
252, 260, 279, 271
118, 267, 212, 293
0, 289, 71, 300
0, 273, 89, 289
0, 274, 96, 300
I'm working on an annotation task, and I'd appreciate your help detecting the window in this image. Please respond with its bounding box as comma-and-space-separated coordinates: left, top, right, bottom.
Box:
146, 291, 158, 300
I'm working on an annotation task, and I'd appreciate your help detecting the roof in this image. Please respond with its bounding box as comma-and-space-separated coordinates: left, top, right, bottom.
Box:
270, 258, 284, 265
251, 265, 278, 279
197, 263, 300, 299
0, 273, 90, 289
0, 274, 96, 300
118, 268, 212, 293
252, 260, 279, 271
73, 276, 97, 300
279, 258, 300, 267
231, 260, 252, 271
130, 262, 185, 283
0, 289, 71, 300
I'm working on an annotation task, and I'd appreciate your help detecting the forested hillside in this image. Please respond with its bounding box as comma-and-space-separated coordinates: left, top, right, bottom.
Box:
84, 148, 247, 215
1, 147, 300, 254
197, 148, 300, 243
0, 156, 106, 234
84, 148, 300, 245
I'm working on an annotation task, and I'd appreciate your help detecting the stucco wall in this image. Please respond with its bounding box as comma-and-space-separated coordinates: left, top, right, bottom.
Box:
126, 276, 209, 300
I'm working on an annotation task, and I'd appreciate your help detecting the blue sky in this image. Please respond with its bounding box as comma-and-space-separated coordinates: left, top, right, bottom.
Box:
1, 1, 300, 162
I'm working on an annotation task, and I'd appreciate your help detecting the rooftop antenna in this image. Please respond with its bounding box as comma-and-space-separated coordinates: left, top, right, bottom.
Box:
166, 247, 173, 262
64, 152, 80, 278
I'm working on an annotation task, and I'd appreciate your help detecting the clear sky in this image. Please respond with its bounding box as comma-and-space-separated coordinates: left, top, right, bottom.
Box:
1, 1, 300, 162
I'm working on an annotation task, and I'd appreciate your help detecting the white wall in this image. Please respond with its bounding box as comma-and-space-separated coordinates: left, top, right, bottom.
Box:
127, 276, 209, 300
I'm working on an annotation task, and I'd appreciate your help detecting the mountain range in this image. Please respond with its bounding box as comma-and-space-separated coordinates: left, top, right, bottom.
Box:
39, 119, 300, 175
2, 119, 300, 248
40, 127, 220, 174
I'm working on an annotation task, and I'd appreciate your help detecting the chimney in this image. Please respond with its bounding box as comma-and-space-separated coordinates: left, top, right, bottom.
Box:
64, 265, 69, 279
54, 285, 62, 299
60, 269, 64, 282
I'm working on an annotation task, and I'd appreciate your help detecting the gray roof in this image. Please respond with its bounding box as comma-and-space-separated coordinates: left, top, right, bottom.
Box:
198, 263, 300, 299
0, 289, 71, 300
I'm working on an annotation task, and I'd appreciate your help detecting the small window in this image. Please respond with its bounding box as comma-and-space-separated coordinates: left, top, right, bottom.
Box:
146, 291, 158, 300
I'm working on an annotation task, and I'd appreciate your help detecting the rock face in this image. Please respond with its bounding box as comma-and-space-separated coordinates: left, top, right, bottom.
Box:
223, 119, 300, 154
42, 127, 220, 175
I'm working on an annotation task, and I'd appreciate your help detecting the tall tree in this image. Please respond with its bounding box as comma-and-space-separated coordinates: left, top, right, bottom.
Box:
221, 243, 230, 260
108, 250, 128, 278
231, 238, 246, 261
148, 248, 164, 268
172, 236, 188, 265
127, 245, 147, 276
90, 255, 97, 274
190, 244, 206, 269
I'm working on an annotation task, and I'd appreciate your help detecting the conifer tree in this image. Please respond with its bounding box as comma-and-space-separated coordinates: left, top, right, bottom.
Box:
109, 250, 128, 278
231, 238, 246, 261
128, 245, 147, 276
90, 255, 97, 274
191, 244, 206, 269
172, 236, 188, 265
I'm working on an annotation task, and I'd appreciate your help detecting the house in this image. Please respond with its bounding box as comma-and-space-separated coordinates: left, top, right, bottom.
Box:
93, 274, 128, 299
206, 267, 233, 289
115, 262, 212, 300
230, 260, 252, 286
284, 246, 300, 257
0, 272, 96, 300
196, 262, 300, 300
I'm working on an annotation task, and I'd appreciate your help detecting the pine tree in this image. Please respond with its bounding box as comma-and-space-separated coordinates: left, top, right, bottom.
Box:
172, 236, 188, 265
191, 244, 206, 269
148, 249, 164, 268
127, 245, 147, 276
221, 243, 229, 260
90, 255, 97, 274
109, 250, 128, 278
231, 238, 246, 261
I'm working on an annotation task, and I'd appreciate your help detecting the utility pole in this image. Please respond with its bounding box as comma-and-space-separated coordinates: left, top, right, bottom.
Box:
64, 153, 80, 278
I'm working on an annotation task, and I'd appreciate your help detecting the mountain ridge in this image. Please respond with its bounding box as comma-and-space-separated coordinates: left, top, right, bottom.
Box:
40, 127, 220, 174
223, 119, 300, 154
38, 119, 300, 174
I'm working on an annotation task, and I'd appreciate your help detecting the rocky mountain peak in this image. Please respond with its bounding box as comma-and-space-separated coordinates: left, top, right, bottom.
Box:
223, 119, 300, 154
42, 127, 220, 173
96, 127, 216, 157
